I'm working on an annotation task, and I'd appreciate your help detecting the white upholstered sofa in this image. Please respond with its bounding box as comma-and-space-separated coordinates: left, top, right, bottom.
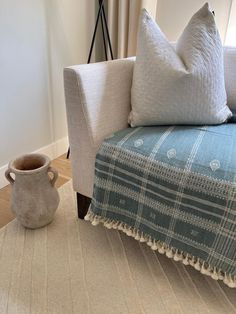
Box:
64, 47, 236, 218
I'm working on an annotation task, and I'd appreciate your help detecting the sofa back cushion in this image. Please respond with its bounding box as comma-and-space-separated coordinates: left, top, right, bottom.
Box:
130, 4, 233, 127
224, 47, 236, 110
172, 46, 236, 110
130, 48, 236, 111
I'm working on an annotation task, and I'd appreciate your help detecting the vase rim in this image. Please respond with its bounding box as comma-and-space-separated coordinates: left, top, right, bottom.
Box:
9, 154, 50, 175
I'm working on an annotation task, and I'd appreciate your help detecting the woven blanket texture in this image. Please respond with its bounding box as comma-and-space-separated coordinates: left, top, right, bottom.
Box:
88, 124, 236, 287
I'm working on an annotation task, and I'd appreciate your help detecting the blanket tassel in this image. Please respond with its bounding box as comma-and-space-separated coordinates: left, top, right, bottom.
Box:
85, 211, 236, 288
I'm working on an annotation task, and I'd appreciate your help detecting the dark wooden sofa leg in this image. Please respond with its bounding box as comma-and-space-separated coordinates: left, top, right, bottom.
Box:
76, 193, 91, 219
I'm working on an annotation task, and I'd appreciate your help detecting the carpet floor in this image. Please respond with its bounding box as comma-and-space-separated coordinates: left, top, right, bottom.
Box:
0, 181, 235, 314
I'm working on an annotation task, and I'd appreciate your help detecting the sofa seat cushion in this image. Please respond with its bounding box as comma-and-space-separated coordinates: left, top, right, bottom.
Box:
87, 124, 236, 287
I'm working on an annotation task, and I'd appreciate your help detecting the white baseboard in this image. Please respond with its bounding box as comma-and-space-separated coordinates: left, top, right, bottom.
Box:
35, 136, 69, 160
0, 137, 69, 189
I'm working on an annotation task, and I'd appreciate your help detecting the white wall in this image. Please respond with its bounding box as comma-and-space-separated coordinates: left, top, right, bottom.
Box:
156, 0, 232, 42
0, 0, 96, 185
0, 0, 51, 167
44, 0, 96, 141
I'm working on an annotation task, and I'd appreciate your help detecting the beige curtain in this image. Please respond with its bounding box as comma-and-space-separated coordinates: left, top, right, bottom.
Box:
225, 0, 236, 46
107, 0, 158, 58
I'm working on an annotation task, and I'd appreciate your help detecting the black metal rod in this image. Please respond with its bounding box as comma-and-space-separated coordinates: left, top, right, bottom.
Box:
66, 147, 70, 159
100, 7, 108, 61
87, 0, 104, 64
101, 4, 114, 60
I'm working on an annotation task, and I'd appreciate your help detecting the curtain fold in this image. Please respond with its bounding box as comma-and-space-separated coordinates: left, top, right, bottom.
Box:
107, 0, 158, 58
225, 0, 236, 46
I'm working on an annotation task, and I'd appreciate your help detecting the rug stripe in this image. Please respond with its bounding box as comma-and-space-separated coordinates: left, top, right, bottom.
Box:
7, 223, 25, 314
120, 233, 168, 313
105, 228, 144, 314
0, 223, 20, 313
46, 195, 73, 314
157, 254, 207, 314
64, 188, 90, 313
139, 243, 183, 314
79, 222, 129, 314
171, 261, 210, 313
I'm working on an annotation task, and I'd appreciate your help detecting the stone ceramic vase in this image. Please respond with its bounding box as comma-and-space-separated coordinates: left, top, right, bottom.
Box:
5, 154, 60, 229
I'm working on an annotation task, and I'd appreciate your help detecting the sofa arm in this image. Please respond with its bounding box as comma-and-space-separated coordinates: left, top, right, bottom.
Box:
64, 58, 135, 197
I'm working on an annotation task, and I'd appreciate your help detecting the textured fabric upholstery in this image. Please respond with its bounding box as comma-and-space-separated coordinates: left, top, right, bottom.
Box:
87, 123, 236, 286
224, 47, 236, 110
64, 58, 134, 197
130, 6, 231, 126
64, 48, 236, 196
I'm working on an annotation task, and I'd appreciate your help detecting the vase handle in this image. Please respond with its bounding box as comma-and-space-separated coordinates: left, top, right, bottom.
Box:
5, 169, 15, 185
47, 166, 58, 187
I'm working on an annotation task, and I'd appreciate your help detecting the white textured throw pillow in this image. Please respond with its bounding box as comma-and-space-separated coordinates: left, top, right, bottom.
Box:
129, 3, 232, 127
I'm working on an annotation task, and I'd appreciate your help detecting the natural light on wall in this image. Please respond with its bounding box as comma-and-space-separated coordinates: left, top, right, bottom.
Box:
225, 0, 236, 46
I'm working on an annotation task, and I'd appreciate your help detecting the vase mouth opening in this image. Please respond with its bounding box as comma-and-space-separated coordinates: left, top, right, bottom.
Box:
10, 154, 50, 174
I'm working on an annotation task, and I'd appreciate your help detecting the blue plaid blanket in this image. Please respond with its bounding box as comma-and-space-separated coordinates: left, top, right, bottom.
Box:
86, 124, 236, 287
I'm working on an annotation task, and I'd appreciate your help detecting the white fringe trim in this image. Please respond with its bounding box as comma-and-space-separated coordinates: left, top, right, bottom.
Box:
85, 211, 236, 288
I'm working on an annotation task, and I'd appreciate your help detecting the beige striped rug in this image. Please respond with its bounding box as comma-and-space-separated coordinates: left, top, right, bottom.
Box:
0, 181, 235, 314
